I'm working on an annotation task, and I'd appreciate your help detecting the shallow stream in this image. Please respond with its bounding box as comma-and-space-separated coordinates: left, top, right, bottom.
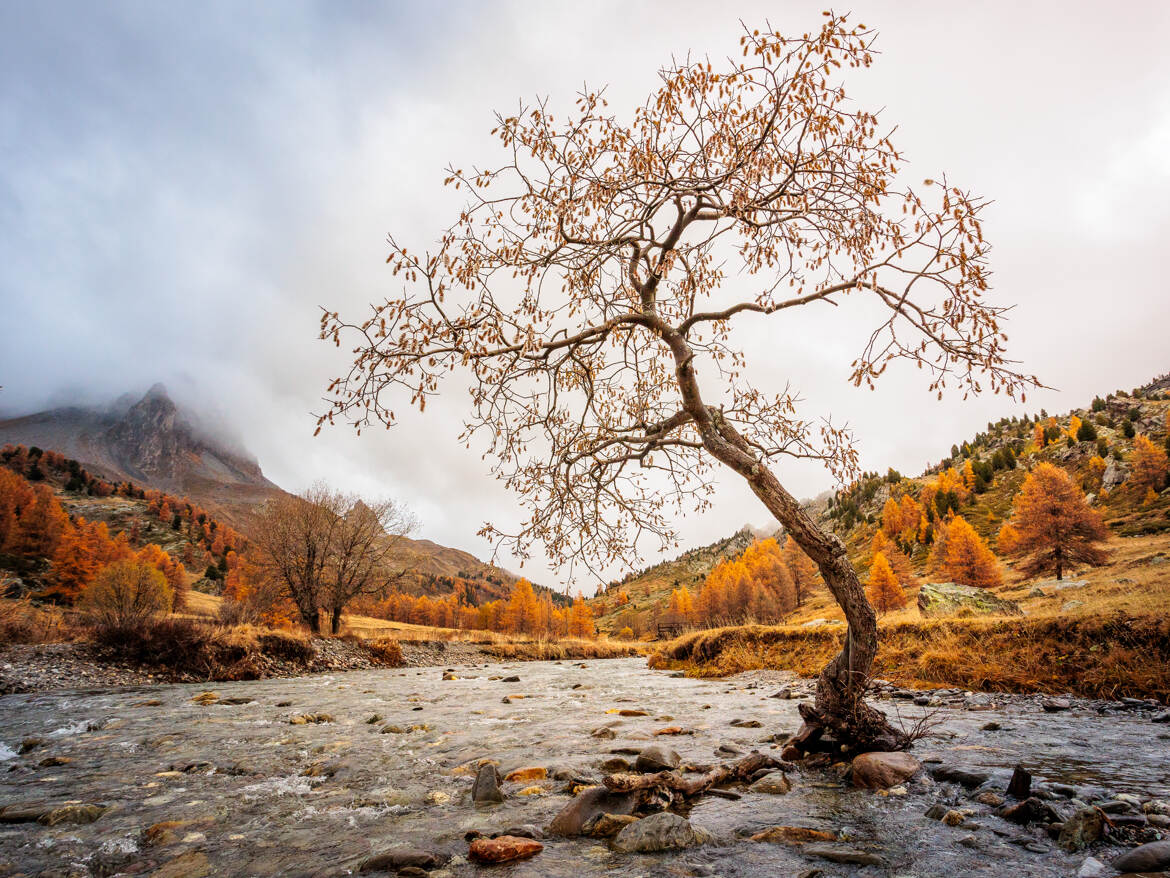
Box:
1, 657, 1167, 876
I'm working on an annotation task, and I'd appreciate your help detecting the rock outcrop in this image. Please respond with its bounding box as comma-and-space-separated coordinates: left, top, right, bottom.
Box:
917, 582, 1023, 618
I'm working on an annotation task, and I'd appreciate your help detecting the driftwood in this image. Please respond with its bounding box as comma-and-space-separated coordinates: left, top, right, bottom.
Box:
601, 752, 784, 812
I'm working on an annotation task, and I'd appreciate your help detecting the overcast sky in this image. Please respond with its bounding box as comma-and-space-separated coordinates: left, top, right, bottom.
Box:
2, 2, 1168, 593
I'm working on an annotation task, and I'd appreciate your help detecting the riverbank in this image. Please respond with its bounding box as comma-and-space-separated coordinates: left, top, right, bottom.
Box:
0, 630, 643, 695
1, 658, 1168, 876
649, 613, 1170, 703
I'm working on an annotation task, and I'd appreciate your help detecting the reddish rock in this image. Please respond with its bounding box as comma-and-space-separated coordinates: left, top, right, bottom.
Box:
851, 751, 921, 790
468, 835, 543, 864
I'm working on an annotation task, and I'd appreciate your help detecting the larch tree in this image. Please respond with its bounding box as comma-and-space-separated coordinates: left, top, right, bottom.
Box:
934, 515, 1003, 588
866, 552, 906, 615
1007, 462, 1108, 581
1129, 435, 1168, 494
782, 534, 820, 608
319, 16, 1034, 750
880, 497, 902, 538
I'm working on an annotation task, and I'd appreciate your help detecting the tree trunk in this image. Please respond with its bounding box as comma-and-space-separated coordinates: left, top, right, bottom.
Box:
330, 606, 343, 635
694, 409, 905, 753
664, 338, 903, 753
305, 608, 321, 635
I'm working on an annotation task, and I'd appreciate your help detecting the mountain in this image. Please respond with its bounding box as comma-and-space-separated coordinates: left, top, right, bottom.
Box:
0, 384, 279, 518
0, 386, 555, 604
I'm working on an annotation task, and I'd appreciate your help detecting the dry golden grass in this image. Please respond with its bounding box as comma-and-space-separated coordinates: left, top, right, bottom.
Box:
650, 613, 1170, 701
0, 597, 83, 644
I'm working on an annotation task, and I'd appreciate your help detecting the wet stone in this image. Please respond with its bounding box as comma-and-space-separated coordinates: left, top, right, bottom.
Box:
1112, 840, 1170, 871
468, 835, 543, 864
612, 812, 701, 853
472, 764, 504, 804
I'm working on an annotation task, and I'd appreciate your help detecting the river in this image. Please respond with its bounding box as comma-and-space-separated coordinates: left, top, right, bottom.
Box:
1, 657, 1167, 876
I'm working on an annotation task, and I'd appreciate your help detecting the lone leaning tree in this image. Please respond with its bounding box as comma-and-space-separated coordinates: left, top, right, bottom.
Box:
320, 15, 1035, 751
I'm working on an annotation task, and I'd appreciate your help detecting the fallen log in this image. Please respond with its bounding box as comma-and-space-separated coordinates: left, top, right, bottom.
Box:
601, 752, 786, 811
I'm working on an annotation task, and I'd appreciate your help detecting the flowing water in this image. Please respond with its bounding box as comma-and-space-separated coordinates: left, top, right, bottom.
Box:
1, 657, 1167, 876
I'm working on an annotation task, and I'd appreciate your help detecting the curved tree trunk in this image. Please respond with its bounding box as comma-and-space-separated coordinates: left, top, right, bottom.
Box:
668, 344, 904, 752
330, 606, 343, 635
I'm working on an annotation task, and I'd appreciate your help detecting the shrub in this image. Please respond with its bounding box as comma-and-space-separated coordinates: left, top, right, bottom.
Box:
618, 626, 635, 640
1076, 421, 1098, 442
82, 561, 171, 628
367, 638, 404, 666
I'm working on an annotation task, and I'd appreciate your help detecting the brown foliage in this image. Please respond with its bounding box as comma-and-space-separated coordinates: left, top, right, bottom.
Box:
930, 515, 1003, 588
1130, 434, 1169, 494
866, 552, 907, 615
1006, 462, 1108, 580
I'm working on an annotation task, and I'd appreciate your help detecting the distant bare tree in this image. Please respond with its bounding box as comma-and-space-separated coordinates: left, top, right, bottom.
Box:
251, 483, 415, 634
323, 495, 416, 634
319, 16, 1035, 749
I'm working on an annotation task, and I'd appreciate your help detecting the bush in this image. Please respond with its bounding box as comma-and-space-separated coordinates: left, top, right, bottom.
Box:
82, 561, 171, 628
1076, 421, 1098, 442
618, 626, 635, 640
367, 638, 404, 666
1122, 420, 1136, 439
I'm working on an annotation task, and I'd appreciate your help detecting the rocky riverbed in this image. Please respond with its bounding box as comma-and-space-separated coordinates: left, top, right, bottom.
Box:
0, 658, 1167, 876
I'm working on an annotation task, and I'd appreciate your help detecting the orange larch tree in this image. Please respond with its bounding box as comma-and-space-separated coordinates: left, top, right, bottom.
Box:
1006, 462, 1108, 581
933, 515, 1003, 588
866, 552, 907, 615
1129, 435, 1169, 494
781, 534, 820, 608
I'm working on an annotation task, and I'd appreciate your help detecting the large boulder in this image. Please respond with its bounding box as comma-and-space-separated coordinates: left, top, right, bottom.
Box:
851, 751, 920, 790
917, 582, 1023, 618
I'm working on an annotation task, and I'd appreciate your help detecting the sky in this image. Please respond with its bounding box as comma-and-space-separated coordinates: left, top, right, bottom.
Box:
2, 2, 1169, 593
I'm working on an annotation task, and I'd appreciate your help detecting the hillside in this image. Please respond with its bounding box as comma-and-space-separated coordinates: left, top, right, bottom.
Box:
589, 373, 1170, 634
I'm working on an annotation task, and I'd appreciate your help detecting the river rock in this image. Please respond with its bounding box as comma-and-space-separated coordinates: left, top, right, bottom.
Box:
548, 786, 636, 837
917, 582, 1023, 617
802, 844, 885, 866
611, 812, 700, 853
359, 848, 447, 872
751, 826, 837, 844
1113, 840, 1170, 871
1001, 796, 1059, 825
151, 851, 211, 878
1152, 710, 1170, 723
39, 804, 109, 826
590, 726, 617, 739
851, 751, 920, 790
289, 713, 334, 724
1007, 764, 1032, 799
1041, 698, 1071, 712
635, 745, 681, 773
1059, 808, 1105, 851
929, 764, 990, 789
583, 813, 639, 838
468, 835, 543, 864
749, 771, 792, 794
472, 764, 504, 804
1144, 800, 1170, 816
1076, 857, 1108, 878
505, 766, 547, 783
